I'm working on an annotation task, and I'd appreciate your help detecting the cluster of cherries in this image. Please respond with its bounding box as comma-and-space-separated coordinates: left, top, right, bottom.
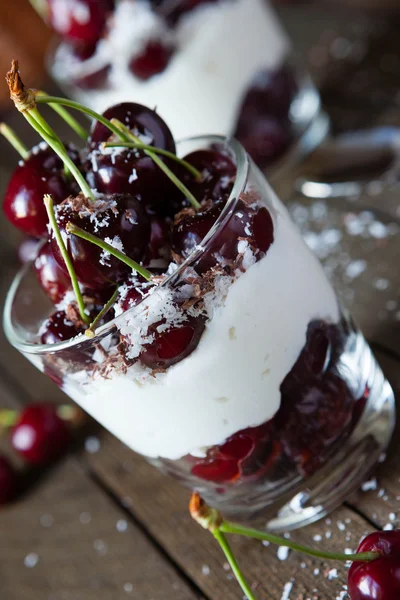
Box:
45, 0, 296, 168
45, 0, 218, 88
3, 65, 358, 493
3, 88, 275, 370
0, 402, 75, 504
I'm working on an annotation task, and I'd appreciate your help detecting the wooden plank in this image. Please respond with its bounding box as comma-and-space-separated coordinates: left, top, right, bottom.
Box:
84, 432, 373, 600
0, 456, 202, 600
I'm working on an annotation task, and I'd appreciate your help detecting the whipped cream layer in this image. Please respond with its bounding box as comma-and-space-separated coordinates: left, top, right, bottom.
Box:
53, 0, 289, 139
62, 197, 339, 461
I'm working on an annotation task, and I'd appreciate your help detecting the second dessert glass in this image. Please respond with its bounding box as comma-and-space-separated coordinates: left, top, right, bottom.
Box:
47, 0, 328, 175
3, 135, 394, 531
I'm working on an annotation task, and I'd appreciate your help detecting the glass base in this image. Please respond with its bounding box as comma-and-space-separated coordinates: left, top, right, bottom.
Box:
189, 334, 395, 531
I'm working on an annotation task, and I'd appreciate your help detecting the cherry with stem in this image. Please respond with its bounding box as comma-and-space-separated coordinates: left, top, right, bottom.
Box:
0, 123, 29, 158
189, 493, 380, 600
86, 287, 120, 338
44, 195, 90, 326
110, 118, 201, 210
65, 222, 153, 282
34, 93, 202, 210
35, 91, 89, 141
102, 140, 201, 179
6, 61, 94, 200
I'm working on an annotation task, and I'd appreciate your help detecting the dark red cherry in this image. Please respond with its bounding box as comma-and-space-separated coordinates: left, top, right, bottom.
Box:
86, 103, 176, 213
10, 403, 70, 465
348, 530, 400, 599
171, 200, 274, 273
191, 458, 239, 483
129, 42, 173, 81
35, 242, 71, 304
168, 149, 236, 214
237, 117, 292, 170
0, 456, 17, 504
47, 0, 111, 44
89, 102, 176, 150
40, 310, 83, 344
145, 216, 171, 263
3, 145, 74, 237
139, 315, 205, 369
192, 421, 280, 484
51, 194, 150, 290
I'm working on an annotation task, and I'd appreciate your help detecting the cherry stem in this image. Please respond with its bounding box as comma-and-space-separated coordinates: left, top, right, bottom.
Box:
85, 287, 120, 339
111, 119, 202, 211
65, 222, 153, 282
44, 195, 90, 326
103, 141, 202, 180
220, 522, 380, 563
34, 94, 202, 209
23, 111, 94, 199
35, 95, 131, 142
35, 91, 89, 141
213, 529, 257, 600
0, 123, 29, 159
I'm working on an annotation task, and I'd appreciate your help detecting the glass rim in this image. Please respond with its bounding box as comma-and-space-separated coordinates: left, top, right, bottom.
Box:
3, 134, 249, 356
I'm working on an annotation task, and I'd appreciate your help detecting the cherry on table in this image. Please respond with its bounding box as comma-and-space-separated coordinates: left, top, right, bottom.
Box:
86, 102, 176, 213
51, 193, 150, 290
35, 242, 72, 305
3, 144, 75, 237
348, 530, 400, 599
47, 0, 112, 44
0, 456, 17, 504
10, 403, 70, 465
139, 315, 205, 369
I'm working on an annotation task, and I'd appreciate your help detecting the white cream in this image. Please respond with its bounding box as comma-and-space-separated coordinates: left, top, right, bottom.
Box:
62, 199, 339, 461
53, 0, 289, 139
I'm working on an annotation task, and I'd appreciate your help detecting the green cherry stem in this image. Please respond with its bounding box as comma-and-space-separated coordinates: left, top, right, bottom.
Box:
220, 522, 380, 563
111, 119, 201, 211
36, 91, 89, 141
65, 222, 153, 282
0, 123, 29, 159
213, 529, 257, 600
85, 287, 120, 339
24, 111, 94, 200
103, 141, 202, 180
44, 195, 90, 326
34, 93, 202, 210
35, 95, 131, 142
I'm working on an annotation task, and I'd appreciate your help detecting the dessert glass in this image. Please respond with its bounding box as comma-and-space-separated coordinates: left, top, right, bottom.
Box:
47, 0, 328, 175
3, 136, 394, 531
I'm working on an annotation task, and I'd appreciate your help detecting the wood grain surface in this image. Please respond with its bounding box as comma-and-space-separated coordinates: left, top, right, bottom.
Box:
0, 5, 400, 599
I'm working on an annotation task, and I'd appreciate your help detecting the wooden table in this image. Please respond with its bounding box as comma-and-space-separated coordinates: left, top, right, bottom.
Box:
1, 6, 400, 599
